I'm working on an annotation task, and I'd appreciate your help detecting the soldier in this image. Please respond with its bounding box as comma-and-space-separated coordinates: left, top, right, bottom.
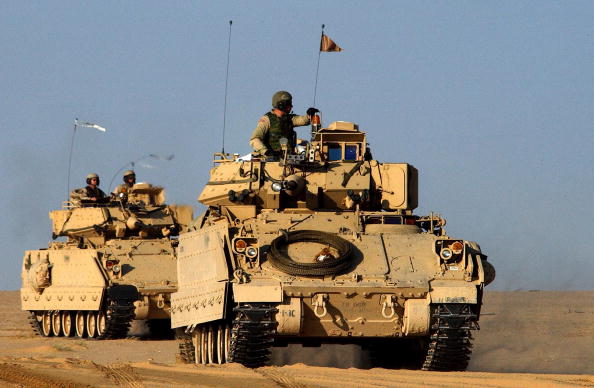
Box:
70, 173, 108, 206
250, 91, 319, 158
113, 170, 136, 196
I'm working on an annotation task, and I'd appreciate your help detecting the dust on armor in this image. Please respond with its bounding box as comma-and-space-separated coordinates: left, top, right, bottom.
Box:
21, 183, 192, 339
171, 118, 495, 370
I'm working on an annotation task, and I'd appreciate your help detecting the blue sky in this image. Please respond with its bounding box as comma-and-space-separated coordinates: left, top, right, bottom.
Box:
0, 1, 592, 290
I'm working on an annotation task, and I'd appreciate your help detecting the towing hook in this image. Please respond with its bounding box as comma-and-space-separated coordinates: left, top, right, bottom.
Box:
381, 295, 396, 319
312, 294, 328, 318
156, 294, 166, 309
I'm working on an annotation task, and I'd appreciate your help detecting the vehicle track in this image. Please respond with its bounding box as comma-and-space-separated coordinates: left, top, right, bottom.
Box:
230, 304, 278, 368
0, 362, 93, 388
422, 303, 477, 371
255, 366, 308, 388
27, 296, 135, 340
92, 362, 144, 388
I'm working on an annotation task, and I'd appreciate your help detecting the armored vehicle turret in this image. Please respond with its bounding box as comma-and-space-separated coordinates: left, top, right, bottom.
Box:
171, 120, 494, 370
21, 183, 192, 339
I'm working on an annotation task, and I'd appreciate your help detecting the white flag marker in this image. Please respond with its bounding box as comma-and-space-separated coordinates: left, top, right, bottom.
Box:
75, 119, 107, 132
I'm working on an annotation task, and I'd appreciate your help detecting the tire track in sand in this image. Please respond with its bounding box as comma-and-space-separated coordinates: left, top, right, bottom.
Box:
0, 362, 93, 388
256, 366, 309, 388
92, 362, 144, 388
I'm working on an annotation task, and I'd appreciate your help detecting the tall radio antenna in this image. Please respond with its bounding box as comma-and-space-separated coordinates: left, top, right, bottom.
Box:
221, 20, 233, 154
313, 24, 325, 107
67, 119, 78, 200
67, 118, 107, 199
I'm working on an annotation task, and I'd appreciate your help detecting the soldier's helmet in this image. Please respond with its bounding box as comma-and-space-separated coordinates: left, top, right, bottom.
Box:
123, 170, 136, 182
272, 91, 293, 110
86, 173, 100, 185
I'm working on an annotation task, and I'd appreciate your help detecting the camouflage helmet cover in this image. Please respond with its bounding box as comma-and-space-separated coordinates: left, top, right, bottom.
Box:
123, 169, 136, 183
86, 172, 100, 185
272, 91, 292, 109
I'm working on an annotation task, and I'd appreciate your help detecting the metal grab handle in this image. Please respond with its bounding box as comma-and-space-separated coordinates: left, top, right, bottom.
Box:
312, 294, 328, 318
381, 296, 396, 319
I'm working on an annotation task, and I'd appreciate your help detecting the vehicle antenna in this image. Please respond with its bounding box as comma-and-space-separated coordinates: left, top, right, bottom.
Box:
313, 24, 325, 107
221, 20, 233, 154
67, 118, 107, 200
108, 153, 174, 193
66, 119, 78, 200
313, 24, 342, 107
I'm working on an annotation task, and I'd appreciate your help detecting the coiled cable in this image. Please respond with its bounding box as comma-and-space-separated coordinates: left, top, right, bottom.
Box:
268, 230, 353, 276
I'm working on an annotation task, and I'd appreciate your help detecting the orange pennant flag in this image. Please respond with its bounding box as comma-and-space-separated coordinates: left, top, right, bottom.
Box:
320, 34, 342, 52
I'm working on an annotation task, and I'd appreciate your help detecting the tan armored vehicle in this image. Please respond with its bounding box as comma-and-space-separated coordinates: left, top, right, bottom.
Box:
171, 120, 495, 370
21, 183, 192, 339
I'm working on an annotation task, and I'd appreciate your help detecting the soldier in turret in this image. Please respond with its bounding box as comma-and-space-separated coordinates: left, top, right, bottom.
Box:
250, 91, 318, 159
70, 173, 108, 206
113, 170, 136, 196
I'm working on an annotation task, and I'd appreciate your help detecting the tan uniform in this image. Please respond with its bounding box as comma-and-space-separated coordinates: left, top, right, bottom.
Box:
250, 111, 310, 156
113, 183, 134, 196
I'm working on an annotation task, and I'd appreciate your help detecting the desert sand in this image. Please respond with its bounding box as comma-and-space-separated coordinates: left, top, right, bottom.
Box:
1, 290, 592, 387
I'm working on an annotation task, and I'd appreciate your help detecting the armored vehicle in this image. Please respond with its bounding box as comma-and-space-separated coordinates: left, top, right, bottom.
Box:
171, 119, 495, 370
21, 183, 192, 339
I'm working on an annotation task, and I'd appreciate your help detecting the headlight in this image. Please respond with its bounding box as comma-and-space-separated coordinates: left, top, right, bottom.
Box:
112, 265, 121, 274
440, 248, 453, 260
272, 182, 283, 192
436, 240, 464, 263
246, 246, 258, 259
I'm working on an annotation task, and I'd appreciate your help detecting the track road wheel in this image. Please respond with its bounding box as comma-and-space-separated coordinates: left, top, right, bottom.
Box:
75, 311, 86, 338
191, 328, 202, 364
41, 311, 53, 337
216, 323, 229, 364
199, 326, 209, 364
61, 312, 74, 337
173, 323, 234, 365
86, 312, 97, 338
51, 311, 62, 337
207, 325, 215, 364
96, 310, 107, 337
196, 326, 209, 364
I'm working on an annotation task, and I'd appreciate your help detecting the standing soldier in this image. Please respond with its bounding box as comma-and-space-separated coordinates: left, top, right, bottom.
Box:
250, 91, 318, 159
113, 170, 136, 196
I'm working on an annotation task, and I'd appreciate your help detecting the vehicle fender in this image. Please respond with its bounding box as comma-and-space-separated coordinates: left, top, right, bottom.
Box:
232, 281, 282, 303
403, 297, 430, 335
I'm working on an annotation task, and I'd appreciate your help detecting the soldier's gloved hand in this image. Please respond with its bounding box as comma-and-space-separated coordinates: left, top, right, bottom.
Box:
306, 107, 319, 116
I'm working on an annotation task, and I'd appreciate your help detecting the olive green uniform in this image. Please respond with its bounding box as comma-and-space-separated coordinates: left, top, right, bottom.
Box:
250, 110, 310, 157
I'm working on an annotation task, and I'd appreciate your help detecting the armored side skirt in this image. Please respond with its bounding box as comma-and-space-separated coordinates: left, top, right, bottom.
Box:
21, 287, 105, 311
170, 283, 227, 328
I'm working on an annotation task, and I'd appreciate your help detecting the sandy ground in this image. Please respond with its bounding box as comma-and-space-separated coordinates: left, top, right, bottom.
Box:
1, 290, 593, 387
